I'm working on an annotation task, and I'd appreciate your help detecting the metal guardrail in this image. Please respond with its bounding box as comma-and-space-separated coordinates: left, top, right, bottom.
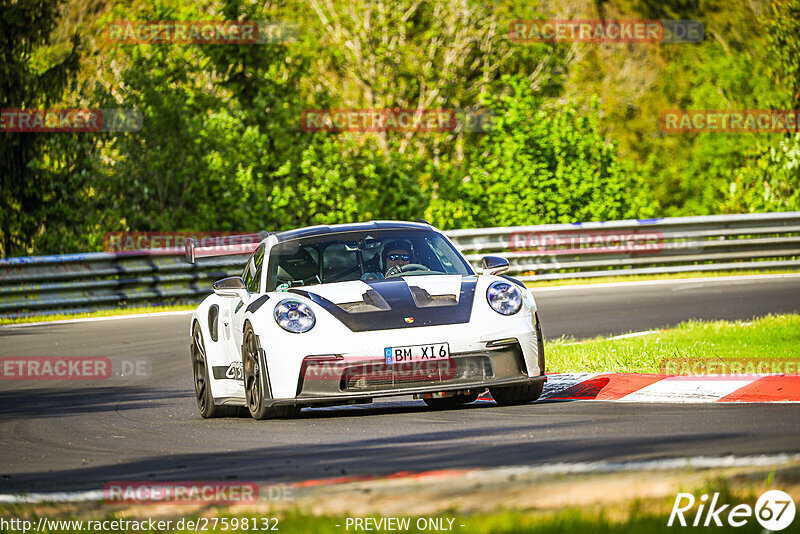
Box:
1, 212, 799, 317
447, 211, 800, 281
0, 253, 247, 317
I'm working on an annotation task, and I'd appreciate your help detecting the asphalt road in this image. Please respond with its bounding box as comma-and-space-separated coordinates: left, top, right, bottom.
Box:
1, 275, 799, 493
534, 274, 800, 339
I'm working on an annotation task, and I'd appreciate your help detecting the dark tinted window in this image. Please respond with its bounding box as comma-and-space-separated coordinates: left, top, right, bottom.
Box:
266, 229, 472, 291
243, 244, 265, 293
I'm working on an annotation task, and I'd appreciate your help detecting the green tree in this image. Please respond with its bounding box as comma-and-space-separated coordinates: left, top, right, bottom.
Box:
0, 0, 85, 257
724, 0, 800, 212
563, 0, 781, 216
428, 77, 657, 229
94, 0, 427, 236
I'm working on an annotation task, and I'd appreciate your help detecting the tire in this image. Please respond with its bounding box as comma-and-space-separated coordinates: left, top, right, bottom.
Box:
242, 323, 300, 420
535, 312, 545, 375
191, 322, 241, 418
423, 392, 479, 410
490, 322, 546, 406
489, 381, 544, 406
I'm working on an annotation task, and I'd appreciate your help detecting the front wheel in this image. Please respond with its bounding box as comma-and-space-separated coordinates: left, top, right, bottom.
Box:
423, 392, 479, 410
489, 381, 544, 406
191, 323, 241, 418
491, 323, 546, 405
242, 323, 299, 420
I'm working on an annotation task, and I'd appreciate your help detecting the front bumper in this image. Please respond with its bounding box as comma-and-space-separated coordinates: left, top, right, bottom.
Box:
260, 310, 543, 399
264, 341, 545, 407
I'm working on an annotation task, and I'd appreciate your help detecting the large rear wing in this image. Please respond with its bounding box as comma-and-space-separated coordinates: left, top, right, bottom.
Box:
185, 231, 270, 264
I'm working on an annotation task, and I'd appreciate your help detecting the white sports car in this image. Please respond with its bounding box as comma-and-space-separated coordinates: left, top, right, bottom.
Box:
187, 221, 546, 419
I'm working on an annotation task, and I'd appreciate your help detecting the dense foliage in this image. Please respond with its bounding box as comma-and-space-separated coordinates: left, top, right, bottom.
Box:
2, 0, 799, 256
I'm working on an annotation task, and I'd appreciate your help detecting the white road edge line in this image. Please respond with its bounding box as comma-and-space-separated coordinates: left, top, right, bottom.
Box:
531, 272, 800, 291
607, 330, 663, 340
2, 454, 798, 503
466, 454, 800, 479
564, 329, 664, 344
0, 310, 194, 329
0, 490, 104, 504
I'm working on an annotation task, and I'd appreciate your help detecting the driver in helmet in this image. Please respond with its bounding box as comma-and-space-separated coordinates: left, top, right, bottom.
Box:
383, 240, 413, 276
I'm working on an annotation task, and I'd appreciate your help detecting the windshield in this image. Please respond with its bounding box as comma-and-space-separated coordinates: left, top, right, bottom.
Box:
266, 229, 474, 291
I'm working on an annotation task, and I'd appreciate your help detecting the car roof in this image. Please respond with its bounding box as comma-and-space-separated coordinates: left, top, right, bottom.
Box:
273, 220, 434, 242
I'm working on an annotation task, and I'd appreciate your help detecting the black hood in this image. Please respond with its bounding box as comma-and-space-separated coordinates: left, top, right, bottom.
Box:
289, 276, 478, 332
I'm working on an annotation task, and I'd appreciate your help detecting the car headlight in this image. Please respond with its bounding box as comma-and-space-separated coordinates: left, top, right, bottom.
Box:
273, 299, 316, 333
486, 280, 522, 315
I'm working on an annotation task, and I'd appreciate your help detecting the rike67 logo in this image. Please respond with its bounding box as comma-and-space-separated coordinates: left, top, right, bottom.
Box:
668, 490, 795, 530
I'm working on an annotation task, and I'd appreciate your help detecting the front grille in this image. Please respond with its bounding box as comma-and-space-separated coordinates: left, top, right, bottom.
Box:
341, 356, 493, 392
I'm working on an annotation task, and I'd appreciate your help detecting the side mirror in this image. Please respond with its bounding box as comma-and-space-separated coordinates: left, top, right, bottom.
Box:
213, 276, 248, 298
481, 256, 509, 276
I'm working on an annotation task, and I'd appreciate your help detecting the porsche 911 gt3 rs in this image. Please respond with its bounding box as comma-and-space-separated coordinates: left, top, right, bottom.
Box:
187, 220, 546, 419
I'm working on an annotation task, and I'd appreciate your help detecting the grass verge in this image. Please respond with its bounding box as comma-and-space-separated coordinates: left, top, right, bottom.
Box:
0, 509, 718, 534
0, 304, 195, 326
545, 313, 800, 374
0, 469, 793, 533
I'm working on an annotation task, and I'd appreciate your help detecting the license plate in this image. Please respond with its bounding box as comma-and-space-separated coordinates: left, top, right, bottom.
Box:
384, 343, 450, 364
